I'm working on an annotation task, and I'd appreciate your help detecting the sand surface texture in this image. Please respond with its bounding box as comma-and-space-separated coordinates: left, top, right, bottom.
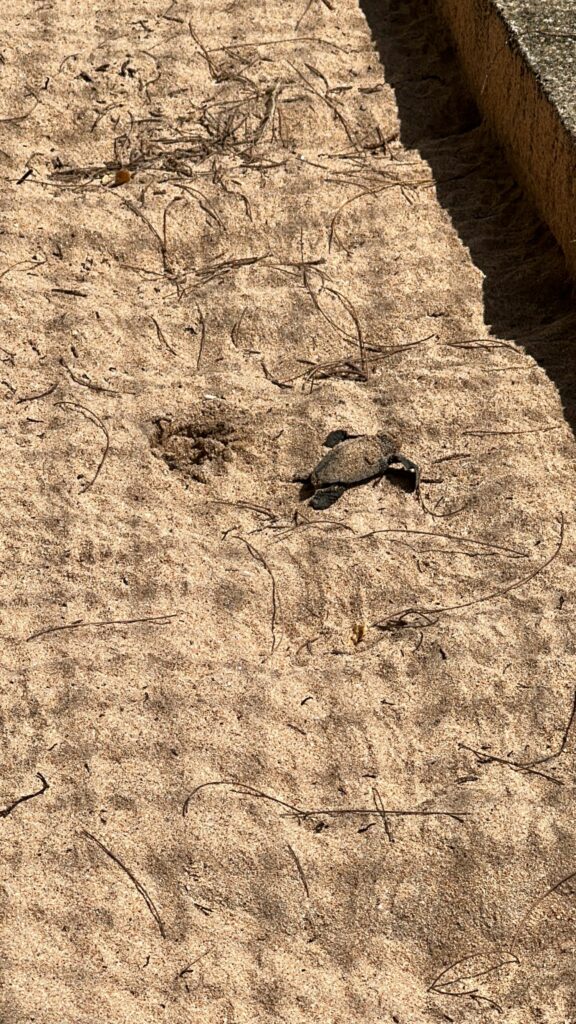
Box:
3, 0, 576, 1021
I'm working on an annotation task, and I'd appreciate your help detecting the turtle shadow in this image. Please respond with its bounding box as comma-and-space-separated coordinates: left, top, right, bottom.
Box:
296, 479, 315, 501
359, 0, 576, 431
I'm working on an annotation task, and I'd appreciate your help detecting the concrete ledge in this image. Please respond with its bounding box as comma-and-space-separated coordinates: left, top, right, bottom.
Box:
434, 0, 576, 278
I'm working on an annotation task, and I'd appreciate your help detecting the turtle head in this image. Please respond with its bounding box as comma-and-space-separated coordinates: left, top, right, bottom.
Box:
384, 451, 420, 493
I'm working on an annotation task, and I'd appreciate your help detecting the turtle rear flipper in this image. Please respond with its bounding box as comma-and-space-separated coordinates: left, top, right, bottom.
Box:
310, 485, 346, 510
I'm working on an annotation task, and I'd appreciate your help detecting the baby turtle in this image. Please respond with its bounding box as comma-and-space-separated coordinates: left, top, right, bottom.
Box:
297, 429, 419, 510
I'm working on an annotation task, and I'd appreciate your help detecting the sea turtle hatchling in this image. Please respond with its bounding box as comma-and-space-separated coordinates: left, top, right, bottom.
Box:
296, 429, 420, 510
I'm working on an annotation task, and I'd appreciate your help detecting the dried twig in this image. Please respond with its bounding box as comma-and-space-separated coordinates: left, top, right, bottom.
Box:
26, 613, 177, 642
359, 527, 528, 559
235, 537, 280, 653
374, 514, 564, 631
206, 36, 352, 54
0, 773, 49, 819
367, 335, 435, 363
212, 499, 277, 521
459, 743, 562, 785
433, 453, 471, 464
120, 197, 170, 274
0, 256, 46, 281
287, 60, 359, 149
231, 307, 247, 348
460, 684, 576, 784
261, 361, 294, 389
445, 338, 519, 354
463, 425, 561, 438
91, 102, 123, 132
526, 688, 576, 767
168, 181, 225, 230
83, 830, 166, 938
216, 173, 252, 221
0, 345, 15, 365
162, 195, 184, 260
303, 269, 366, 369
295, 0, 315, 30
373, 787, 394, 843
177, 947, 213, 985
511, 869, 576, 953
189, 22, 222, 79
288, 806, 465, 823
428, 948, 518, 1006
328, 179, 432, 251
195, 304, 207, 370
52, 288, 88, 297
181, 779, 465, 825
0, 95, 39, 124
419, 496, 472, 520
191, 252, 269, 289
183, 780, 303, 818
57, 400, 110, 492
60, 359, 119, 394
287, 844, 310, 898
150, 315, 177, 356
16, 382, 58, 404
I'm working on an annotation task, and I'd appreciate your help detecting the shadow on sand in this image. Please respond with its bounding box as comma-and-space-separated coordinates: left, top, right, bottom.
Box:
359, 0, 576, 426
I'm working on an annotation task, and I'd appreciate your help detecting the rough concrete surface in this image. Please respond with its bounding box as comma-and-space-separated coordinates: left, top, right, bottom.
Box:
3, 0, 576, 1022
493, 0, 576, 133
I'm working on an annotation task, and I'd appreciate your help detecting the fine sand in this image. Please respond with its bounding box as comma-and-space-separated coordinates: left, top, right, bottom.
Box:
3, 0, 576, 1021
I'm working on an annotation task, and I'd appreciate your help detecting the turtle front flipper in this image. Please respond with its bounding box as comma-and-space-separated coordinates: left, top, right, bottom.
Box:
386, 454, 420, 491
323, 429, 354, 449
310, 485, 347, 509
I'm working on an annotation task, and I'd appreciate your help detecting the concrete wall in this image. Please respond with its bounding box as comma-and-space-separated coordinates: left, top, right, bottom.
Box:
435, 0, 576, 278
